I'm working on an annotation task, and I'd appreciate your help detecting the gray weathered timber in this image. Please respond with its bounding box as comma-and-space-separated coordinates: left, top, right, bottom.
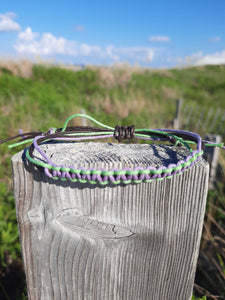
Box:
173, 98, 183, 129
203, 134, 222, 189
11, 142, 209, 300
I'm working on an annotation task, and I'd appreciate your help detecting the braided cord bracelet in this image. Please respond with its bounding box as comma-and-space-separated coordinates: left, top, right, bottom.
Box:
2, 114, 225, 185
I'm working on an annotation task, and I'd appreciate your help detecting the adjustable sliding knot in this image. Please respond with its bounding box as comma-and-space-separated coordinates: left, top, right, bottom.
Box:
114, 125, 135, 142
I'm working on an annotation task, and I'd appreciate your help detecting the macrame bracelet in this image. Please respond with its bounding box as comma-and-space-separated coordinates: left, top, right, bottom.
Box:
1, 114, 224, 185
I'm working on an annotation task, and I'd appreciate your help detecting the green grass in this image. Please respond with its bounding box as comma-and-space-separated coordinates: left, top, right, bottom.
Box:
0, 62, 225, 299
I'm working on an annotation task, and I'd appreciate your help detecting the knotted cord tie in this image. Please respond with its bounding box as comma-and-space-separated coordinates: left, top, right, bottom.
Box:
114, 125, 135, 142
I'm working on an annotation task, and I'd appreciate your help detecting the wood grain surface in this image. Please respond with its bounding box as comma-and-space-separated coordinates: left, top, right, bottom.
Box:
11, 142, 209, 300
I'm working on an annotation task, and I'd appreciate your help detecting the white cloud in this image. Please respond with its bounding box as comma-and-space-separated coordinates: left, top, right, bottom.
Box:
106, 45, 120, 60
18, 27, 39, 41
15, 27, 81, 56
194, 50, 225, 65
176, 50, 225, 67
0, 12, 20, 32
14, 27, 156, 64
80, 43, 102, 56
107, 46, 155, 63
149, 36, 171, 43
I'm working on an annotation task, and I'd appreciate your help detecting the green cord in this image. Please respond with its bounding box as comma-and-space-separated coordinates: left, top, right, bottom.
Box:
135, 129, 192, 152
61, 114, 114, 132
8, 138, 34, 149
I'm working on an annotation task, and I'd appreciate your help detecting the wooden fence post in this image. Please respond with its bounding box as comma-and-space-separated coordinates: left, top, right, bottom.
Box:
203, 134, 222, 189
11, 142, 209, 300
173, 98, 183, 130
80, 109, 88, 126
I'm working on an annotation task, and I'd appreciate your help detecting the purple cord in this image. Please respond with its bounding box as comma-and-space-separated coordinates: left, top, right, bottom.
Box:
156, 129, 202, 151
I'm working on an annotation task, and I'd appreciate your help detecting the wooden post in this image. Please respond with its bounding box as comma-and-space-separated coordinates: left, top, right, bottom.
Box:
11, 142, 209, 300
203, 134, 222, 189
80, 109, 88, 126
173, 98, 183, 130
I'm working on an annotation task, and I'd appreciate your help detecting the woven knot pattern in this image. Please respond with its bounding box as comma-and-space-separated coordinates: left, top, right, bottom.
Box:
24, 148, 203, 185
42, 151, 202, 185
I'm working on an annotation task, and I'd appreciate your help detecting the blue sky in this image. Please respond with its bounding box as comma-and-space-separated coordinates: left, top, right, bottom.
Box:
0, 0, 225, 68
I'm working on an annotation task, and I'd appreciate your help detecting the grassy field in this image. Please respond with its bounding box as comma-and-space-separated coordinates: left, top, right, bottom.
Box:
0, 60, 225, 299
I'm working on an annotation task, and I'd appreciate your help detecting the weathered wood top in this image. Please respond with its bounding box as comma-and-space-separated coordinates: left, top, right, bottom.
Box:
12, 141, 206, 171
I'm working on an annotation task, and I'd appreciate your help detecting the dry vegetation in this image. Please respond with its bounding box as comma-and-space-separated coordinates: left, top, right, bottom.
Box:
0, 59, 33, 78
